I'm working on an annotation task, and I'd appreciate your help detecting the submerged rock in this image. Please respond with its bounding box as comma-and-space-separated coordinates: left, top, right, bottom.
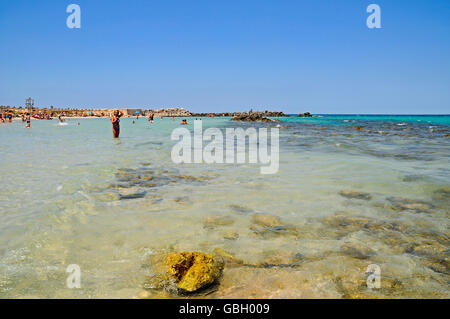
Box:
222, 231, 239, 240
213, 248, 244, 267
401, 175, 425, 182
118, 187, 147, 199
166, 252, 224, 292
386, 197, 434, 213
339, 190, 372, 200
250, 213, 299, 238
405, 242, 449, 275
250, 224, 300, 239
229, 204, 253, 213
341, 242, 376, 259
175, 175, 211, 182
203, 215, 235, 229
322, 214, 379, 232
251, 214, 282, 227
256, 250, 304, 268
113, 168, 210, 190
432, 186, 450, 202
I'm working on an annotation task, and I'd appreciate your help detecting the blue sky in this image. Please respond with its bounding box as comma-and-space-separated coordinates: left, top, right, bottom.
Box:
0, 0, 449, 114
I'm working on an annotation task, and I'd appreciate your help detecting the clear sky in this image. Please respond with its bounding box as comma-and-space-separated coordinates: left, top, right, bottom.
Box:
1, 0, 449, 114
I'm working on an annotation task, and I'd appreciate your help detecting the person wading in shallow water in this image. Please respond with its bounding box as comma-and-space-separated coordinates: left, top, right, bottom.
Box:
110, 110, 123, 138
25, 113, 31, 128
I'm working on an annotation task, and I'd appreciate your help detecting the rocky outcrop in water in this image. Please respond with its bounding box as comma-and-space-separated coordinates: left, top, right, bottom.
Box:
297, 112, 313, 117
192, 110, 286, 118
144, 108, 192, 117
232, 112, 274, 122
166, 252, 224, 292
145, 252, 224, 294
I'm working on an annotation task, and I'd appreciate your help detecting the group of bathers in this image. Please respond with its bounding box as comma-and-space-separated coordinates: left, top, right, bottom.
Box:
0, 112, 13, 123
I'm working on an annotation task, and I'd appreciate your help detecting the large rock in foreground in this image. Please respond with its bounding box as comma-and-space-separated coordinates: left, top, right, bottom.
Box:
166, 252, 224, 292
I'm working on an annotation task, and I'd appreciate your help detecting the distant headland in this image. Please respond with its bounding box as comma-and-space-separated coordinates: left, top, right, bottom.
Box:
0, 104, 314, 119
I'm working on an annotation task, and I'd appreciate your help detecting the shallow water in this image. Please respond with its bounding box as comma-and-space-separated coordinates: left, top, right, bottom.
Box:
0, 115, 449, 298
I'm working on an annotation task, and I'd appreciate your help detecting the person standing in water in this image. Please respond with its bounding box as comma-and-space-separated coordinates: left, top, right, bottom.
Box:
25, 113, 31, 128
110, 110, 122, 138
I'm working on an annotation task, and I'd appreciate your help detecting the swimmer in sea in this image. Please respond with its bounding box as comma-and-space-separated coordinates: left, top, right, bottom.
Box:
180, 119, 188, 125
25, 113, 31, 128
148, 113, 154, 123
110, 110, 122, 138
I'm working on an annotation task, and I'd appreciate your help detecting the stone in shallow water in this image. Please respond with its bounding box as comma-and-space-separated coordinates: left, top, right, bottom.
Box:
222, 231, 239, 240
175, 175, 210, 182
322, 213, 411, 236
405, 242, 450, 275
108, 182, 134, 189
140, 175, 154, 181
341, 242, 376, 259
251, 213, 282, 227
118, 187, 147, 199
166, 252, 224, 293
203, 215, 235, 229
213, 248, 244, 267
401, 175, 425, 182
250, 224, 300, 239
256, 250, 304, 268
229, 204, 253, 213
139, 181, 157, 188
339, 190, 372, 200
115, 169, 141, 182
322, 214, 376, 232
386, 197, 434, 213
432, 186, 450, 202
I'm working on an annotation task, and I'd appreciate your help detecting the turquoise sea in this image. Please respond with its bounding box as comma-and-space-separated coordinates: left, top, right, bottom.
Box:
0, 114, 449, 298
